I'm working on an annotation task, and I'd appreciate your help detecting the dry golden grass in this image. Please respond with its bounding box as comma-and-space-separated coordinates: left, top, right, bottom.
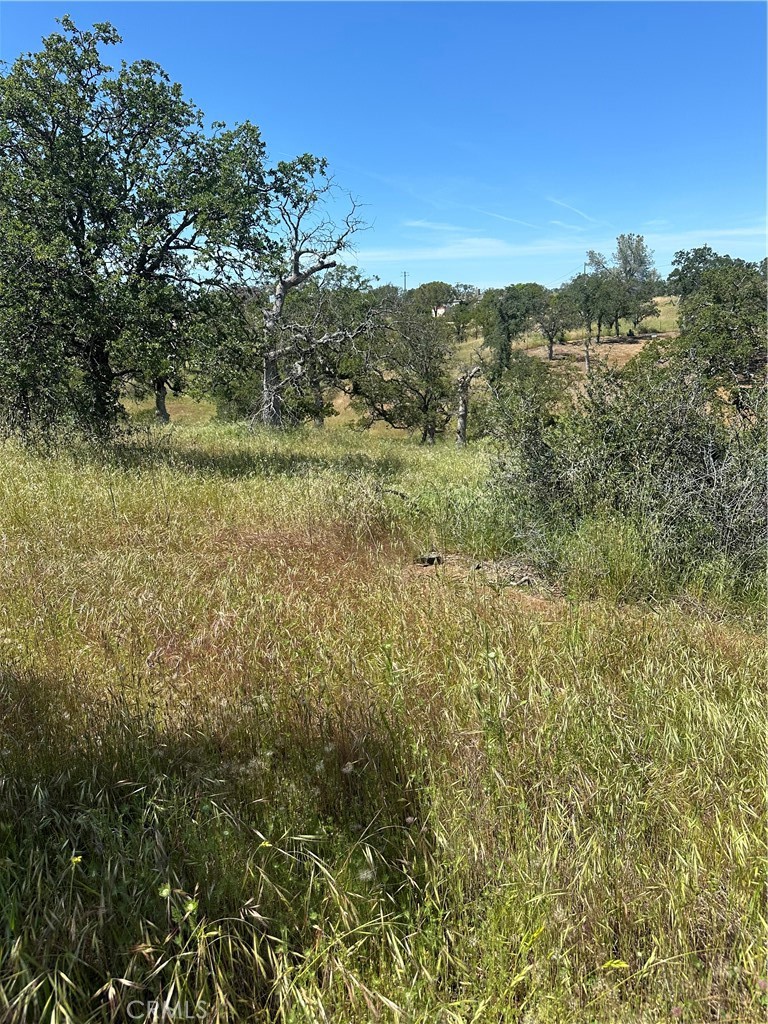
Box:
511, 296, 680, 370
0, 424, 764, 1022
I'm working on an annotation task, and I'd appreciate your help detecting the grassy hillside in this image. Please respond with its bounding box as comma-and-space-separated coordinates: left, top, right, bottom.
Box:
457, 295, 680, 372
0, 422, 764, 1022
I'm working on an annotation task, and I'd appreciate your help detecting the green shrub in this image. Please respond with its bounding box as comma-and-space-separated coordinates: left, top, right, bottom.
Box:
492, 351, 765, 600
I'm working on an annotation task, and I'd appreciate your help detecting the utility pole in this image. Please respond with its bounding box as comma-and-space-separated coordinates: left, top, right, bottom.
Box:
402, 270, 408, 294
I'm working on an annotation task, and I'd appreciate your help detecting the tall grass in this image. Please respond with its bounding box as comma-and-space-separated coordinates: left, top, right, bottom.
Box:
0, 424, 765, 1022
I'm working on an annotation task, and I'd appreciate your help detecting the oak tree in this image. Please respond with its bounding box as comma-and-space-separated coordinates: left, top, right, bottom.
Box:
0, 16, 269, 432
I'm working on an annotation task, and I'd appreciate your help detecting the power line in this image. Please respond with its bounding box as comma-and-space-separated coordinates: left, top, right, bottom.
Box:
543, 264, 587, 289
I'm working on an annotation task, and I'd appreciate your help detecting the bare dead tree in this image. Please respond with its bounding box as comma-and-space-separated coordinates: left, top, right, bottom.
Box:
259, 158, 364, 427
456, 365, 482, 446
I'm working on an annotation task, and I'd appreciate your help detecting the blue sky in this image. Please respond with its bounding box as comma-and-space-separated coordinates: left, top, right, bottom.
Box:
1, 1, 765, 288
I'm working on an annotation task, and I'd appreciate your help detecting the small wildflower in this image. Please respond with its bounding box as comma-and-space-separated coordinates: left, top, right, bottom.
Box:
259, 840, 272, 848
357, 868, 375, 882
757, 979, 768, 993
405, 816, 416, 825
671, 1008, 683, 1019
158, 883, 171, 898
70, 855, 82, 866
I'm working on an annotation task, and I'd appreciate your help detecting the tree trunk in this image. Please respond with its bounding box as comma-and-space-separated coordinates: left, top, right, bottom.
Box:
85, 340, 119, 433
11, 390, 32, 433
259, 288, 288, 429
154, 378, 170, 423
312, 382, 325, 428
456, 390, 469, 446
261, 350, 282, 428
547, 335, 554, 360
456, 366, 479, 446
584, 334, 592, 373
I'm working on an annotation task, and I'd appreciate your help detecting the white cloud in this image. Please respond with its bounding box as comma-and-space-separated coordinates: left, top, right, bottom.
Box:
644, 224, 767, 250
549, 219, 584, 231
402, 219, 465, 232
356, 235, 590, 264
545, 196, 599, 224
351, 221, 766, 285
468, 207, 540, 229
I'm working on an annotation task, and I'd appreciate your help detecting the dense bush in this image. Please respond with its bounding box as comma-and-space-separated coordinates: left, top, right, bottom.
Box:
492, 350, 765, 591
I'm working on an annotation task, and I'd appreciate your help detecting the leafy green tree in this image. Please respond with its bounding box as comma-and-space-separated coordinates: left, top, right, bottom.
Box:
478, 283, 547, 378
564, 265, 614, 370
654, 250, 767, 407
349, 301, 456, 444
602, 270, 631, 339
667, 245, 723, 298
0, 16, 268, 432
612, 233, 660, 330
410, 281, 457, 318
573, 236, 661, 341
674, 257, 767, 403
446, 284, 481, 345
370, 283, 401, 307
535, 286, 578, 360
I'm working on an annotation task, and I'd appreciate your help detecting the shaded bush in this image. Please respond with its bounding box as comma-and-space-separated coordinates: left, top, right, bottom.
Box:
492, 350, 765, 594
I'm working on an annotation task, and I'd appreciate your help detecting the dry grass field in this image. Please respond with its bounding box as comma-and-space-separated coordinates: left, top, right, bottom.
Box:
451, 295, 680, 372
0, 418, 764, 1023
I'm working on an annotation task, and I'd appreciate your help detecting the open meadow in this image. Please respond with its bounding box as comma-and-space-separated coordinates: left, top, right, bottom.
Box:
1, 4, 765, 1020
0, 419, 764, 1022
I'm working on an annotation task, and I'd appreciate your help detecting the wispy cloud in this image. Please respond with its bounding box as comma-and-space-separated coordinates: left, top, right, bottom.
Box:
549, 219, 584, 231
403, 219, 465, 232
546, 196, 599, 224
356, 235, 590, 264
468, 207, 540, 229
644, 224, 767, 249
629, 224, 767, 272
352, 221, 766, 282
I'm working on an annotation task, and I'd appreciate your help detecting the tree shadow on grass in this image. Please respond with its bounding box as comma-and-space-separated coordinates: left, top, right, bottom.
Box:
0, 663, 423, 854
76, 431, 408, 482
0, 664, 427, 1021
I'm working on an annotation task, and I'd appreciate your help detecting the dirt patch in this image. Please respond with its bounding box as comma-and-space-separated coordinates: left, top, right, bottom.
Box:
522, 333, 680, 371
405, 553, 558, 606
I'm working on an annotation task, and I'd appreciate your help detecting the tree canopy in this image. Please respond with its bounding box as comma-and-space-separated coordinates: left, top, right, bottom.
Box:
0, 17, 272, 431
